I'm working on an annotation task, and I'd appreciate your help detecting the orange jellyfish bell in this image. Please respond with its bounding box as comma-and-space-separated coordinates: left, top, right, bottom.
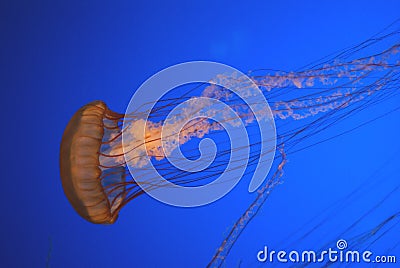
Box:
60, 100, 127, 224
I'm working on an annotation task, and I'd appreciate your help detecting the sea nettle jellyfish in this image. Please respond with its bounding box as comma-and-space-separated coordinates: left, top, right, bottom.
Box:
59, 101, 126, 224
60, 21, 400, 266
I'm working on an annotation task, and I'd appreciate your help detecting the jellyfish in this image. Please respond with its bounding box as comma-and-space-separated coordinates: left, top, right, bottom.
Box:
59, 101, 127, 224
60, 19, 400, 266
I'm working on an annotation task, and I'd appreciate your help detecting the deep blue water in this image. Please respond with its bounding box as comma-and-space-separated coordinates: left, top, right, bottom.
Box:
1, 1, 400, 267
